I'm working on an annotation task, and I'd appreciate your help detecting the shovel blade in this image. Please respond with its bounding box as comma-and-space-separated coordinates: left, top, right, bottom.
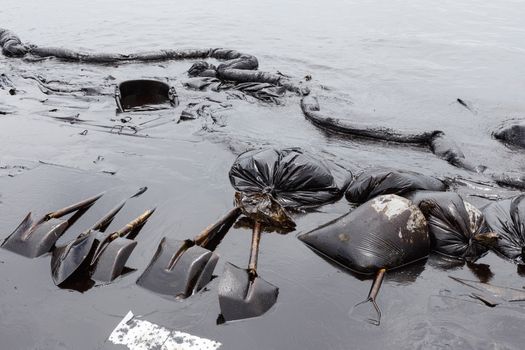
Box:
51, 232, 97, 285
91, 237, 138, 282
2, 214, 68, 258
218, 262, 278, 322
136, 237, 219, 298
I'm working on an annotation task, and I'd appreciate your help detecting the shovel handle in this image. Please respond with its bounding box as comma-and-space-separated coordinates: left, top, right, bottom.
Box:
248, 221, 262, 277
353, 268, 386, 326
90, 207, 153, 267
90, 201, 126, 232
47, 192, 105, 219
194, 207, 242, 246
90, 187, 148, 231
368, 268, 386, 302
112, 208, 155, 239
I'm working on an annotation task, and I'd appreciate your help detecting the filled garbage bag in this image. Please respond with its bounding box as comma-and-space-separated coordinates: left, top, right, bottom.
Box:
298, 194, 430, 274
493, 123, 525, 149
345, 168, 446, 204
406, 191, 498, 261
483, 194, 525, 263
229, 148, 351, 227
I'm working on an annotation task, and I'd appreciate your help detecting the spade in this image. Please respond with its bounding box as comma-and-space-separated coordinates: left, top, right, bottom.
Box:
90, 208, 156, 282
51, 188, 147, 285
137, 207, 241, 298
218, 221, 278, 322
2, 192, 104, 258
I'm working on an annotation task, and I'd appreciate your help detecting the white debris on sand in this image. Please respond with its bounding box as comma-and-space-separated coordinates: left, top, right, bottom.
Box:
108, 311, 221, 350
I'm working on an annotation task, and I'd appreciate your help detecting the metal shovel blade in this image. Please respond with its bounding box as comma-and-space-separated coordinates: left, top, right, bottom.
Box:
2, 193, 103, 258
51, 232, 98, 285
52, 207, 154, 285
2, 213, 69, 258
218, 262, 278, 322
91, 237, 138, 282
136, 237, 219, 298
50, 190, 149, 285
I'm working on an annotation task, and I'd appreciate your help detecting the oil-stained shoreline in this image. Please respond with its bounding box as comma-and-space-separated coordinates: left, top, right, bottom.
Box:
1, 0, 525, 349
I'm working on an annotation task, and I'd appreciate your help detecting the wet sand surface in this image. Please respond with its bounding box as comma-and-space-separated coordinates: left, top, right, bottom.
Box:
1, 0, 525, 349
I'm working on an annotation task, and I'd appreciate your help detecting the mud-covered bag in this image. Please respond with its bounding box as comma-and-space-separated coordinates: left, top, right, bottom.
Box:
229, 148, 351, 226
298, 195, 430, 274
345, 168, 446, 204
406, 191, 496, 261
493, 123, 525, 149
483, 194, 525, 263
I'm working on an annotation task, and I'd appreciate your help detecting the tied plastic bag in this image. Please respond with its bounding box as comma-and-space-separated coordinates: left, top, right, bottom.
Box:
483, 194, 525, 263
406, 191, 497, 261
298, 195, 430, 274
229, 148, 351, 227
493, 123, 525, 149
345, 168, 446, 204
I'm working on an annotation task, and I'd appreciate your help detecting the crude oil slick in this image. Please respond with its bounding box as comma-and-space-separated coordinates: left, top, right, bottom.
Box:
1, 1, 525, 349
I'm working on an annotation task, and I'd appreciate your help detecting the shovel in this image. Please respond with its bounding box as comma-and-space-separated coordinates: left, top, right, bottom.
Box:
90, 208, 156, 282
137, 207, 241, 298
51, 188, 147, 285
2, 192, 104, 258
351, 268, 386, 326
218, 221, 278, 322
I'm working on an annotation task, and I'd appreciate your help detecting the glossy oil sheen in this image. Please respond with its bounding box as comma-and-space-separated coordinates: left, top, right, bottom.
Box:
1, 0, 525, 349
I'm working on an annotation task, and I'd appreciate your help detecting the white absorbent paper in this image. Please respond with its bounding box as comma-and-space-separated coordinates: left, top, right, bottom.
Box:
108, 311, 222, 350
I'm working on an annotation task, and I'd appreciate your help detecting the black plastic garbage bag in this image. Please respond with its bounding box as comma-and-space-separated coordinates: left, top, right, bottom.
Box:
406, 191, 498, 261
483, 194, 525, 263
493, 123, 525, 149
298, 194, 430, 274
229, 148, 351, 227
345, 168, 446, 204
